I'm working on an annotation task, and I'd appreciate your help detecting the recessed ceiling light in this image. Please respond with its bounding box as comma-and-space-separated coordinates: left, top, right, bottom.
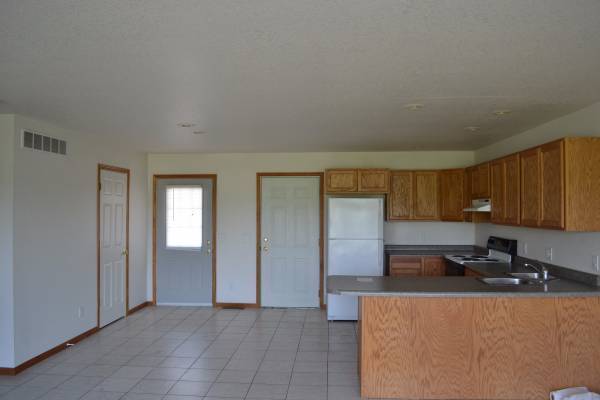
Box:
403, 103, 425, 111
492, 109, 511, 116
177, 122, 196, 128
193, 130, 206, 135
465, 126, 481, 132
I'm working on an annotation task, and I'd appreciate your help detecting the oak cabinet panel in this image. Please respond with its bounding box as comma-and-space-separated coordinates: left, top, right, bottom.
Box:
423, 256, 446, 276
358, 169, 390, 193
388, 172, 413, 220
472, 163, 490, 198
490, 160, 505, 224
491, 154, 520, 225
326, 169, 357, 192
413, 171, 439, 220
504, 154, 521, 225
464, 267, 482, 277
540, 140, 564, 229
389, 256, 422, 277
520, 148, 541, 227
440, 169, 464, 221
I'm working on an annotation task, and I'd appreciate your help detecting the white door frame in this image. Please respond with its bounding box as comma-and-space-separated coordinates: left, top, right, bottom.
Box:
97, 164, 130, 327
256, 172, 324, 308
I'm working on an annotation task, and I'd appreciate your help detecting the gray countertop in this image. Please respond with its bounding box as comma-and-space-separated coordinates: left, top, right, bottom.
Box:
327, 274, 600, 298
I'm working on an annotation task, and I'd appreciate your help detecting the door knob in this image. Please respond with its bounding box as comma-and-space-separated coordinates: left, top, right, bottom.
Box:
206, 240, 212, 254
121, 249, 128, 256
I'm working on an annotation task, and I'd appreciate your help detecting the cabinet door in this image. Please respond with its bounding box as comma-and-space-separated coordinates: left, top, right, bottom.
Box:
413, 171, 439, 220
388, 172, 413, 220
463, 168, 473, 222
520, 148, 541, 227
540, 140, 565, 229
325, 169, 357, 192
440, 169, 464, 221
504, 154, 520, 225
389, 256, 422, 277
358, 169, 389, 193
477, 163, 490, 198
490, 160, 505, 223
423, 256, 445, 276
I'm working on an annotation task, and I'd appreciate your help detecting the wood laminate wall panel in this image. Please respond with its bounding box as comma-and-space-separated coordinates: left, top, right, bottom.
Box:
360, 296, 600, 399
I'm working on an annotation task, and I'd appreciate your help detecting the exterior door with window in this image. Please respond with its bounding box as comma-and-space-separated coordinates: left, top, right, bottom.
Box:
156, 178, 213, 305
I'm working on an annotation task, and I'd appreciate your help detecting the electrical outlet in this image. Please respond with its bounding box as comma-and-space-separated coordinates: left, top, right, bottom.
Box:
78, 306, 84, 319
593, 255, 600, 272
523, 242, 528, 255
545, 247, 553, 261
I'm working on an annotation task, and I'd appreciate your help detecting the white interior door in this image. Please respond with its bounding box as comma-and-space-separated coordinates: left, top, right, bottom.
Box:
261, 177, 320, 308
99, 169, 127, 327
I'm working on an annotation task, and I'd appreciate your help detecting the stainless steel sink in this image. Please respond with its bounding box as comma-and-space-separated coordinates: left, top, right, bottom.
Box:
507, 272, 557, 281
479, 277, 535, 285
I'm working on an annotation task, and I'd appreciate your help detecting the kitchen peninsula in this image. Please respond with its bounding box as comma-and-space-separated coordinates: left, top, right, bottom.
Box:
329, 275, 600, 399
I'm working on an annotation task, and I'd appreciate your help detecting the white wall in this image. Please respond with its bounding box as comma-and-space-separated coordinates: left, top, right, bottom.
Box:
10, 114, 148, 365
148, 151, 475, 304
0, 115, 15, 368
384, 222, 475, 245
474, 102, 600, 274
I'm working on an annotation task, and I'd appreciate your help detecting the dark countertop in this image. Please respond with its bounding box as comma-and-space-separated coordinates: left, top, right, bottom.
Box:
327, 274, 600, 298
384, 244, 487, 256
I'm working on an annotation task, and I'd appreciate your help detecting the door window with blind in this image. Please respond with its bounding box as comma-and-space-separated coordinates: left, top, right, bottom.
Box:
165, 186, 203, 249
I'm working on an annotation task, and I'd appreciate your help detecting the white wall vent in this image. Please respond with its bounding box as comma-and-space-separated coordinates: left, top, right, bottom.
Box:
21, 130, 67, 155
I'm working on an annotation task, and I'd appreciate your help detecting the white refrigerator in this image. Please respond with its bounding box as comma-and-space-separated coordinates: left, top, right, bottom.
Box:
327, 197, 384, 321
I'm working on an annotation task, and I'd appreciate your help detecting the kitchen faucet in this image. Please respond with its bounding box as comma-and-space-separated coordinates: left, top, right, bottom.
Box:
524, 261, 550, 281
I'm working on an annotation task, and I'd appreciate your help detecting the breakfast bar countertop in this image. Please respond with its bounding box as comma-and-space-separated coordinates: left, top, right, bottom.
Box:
327, 274, 600, 298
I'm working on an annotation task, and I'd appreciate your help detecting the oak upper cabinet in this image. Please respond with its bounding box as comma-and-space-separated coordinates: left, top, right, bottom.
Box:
326, 169, 389, 193
463, 167, 473, 222
539, 140, 564, 229
325, 169, 357, 192
471, 162, 490, 198
439, 169, 464, 221
389, 256, 422, 277
388, 171, 413, 220
519, 137, 600, 231
490, 154, 520, 225
422, 256, 446, 276
520, 148, 541, 227
413, 171, 439, 220
358, 169, 390, 193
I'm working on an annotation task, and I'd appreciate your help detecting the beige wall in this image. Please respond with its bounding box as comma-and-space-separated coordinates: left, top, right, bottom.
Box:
474, 102, 600, 274
148, 151, 475, 304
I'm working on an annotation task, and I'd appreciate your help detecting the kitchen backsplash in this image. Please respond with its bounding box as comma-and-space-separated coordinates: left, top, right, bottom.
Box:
384, 222, 476, 245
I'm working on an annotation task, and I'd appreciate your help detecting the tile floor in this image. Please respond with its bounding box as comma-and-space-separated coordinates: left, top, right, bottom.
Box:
0, 306, 363, 400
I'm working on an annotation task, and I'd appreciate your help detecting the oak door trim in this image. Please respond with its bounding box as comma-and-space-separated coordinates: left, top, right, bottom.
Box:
256, 172, 325, 309
152, 174, 218, 306
97, 164, 130, 328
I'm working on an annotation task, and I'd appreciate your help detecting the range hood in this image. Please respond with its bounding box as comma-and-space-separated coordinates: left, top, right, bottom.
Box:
463, 198, 491, 212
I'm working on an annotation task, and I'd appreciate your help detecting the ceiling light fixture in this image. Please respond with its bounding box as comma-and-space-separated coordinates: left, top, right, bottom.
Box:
465, 126, 481, 132
403, 103, 425, 111
492, 109, 511, 116
193, 130, 206, 135
177, 122, 196, 128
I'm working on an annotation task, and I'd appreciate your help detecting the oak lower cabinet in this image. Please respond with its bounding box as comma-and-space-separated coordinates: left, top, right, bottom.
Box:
389, 255, 445, 277
464, 267, 482, 277
439, 169, 465, 221
388, 171, 439, 221
325, 169, 389, 193
519, 137, 600, 231
490, 154, 520, 225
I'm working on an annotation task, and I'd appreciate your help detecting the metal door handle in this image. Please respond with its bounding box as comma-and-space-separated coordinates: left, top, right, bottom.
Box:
206, 240, 212, 255
121, 249, 128, 256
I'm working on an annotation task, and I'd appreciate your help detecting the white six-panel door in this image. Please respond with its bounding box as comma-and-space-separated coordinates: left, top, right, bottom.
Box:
261, 177, 320, 308
99, 169, 127, 327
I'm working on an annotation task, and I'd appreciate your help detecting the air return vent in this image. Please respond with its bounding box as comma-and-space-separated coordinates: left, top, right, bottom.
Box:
22, 130, 67, 155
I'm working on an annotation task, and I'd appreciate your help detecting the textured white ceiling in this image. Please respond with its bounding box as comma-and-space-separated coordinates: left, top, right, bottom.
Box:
1, 0, 600, 152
